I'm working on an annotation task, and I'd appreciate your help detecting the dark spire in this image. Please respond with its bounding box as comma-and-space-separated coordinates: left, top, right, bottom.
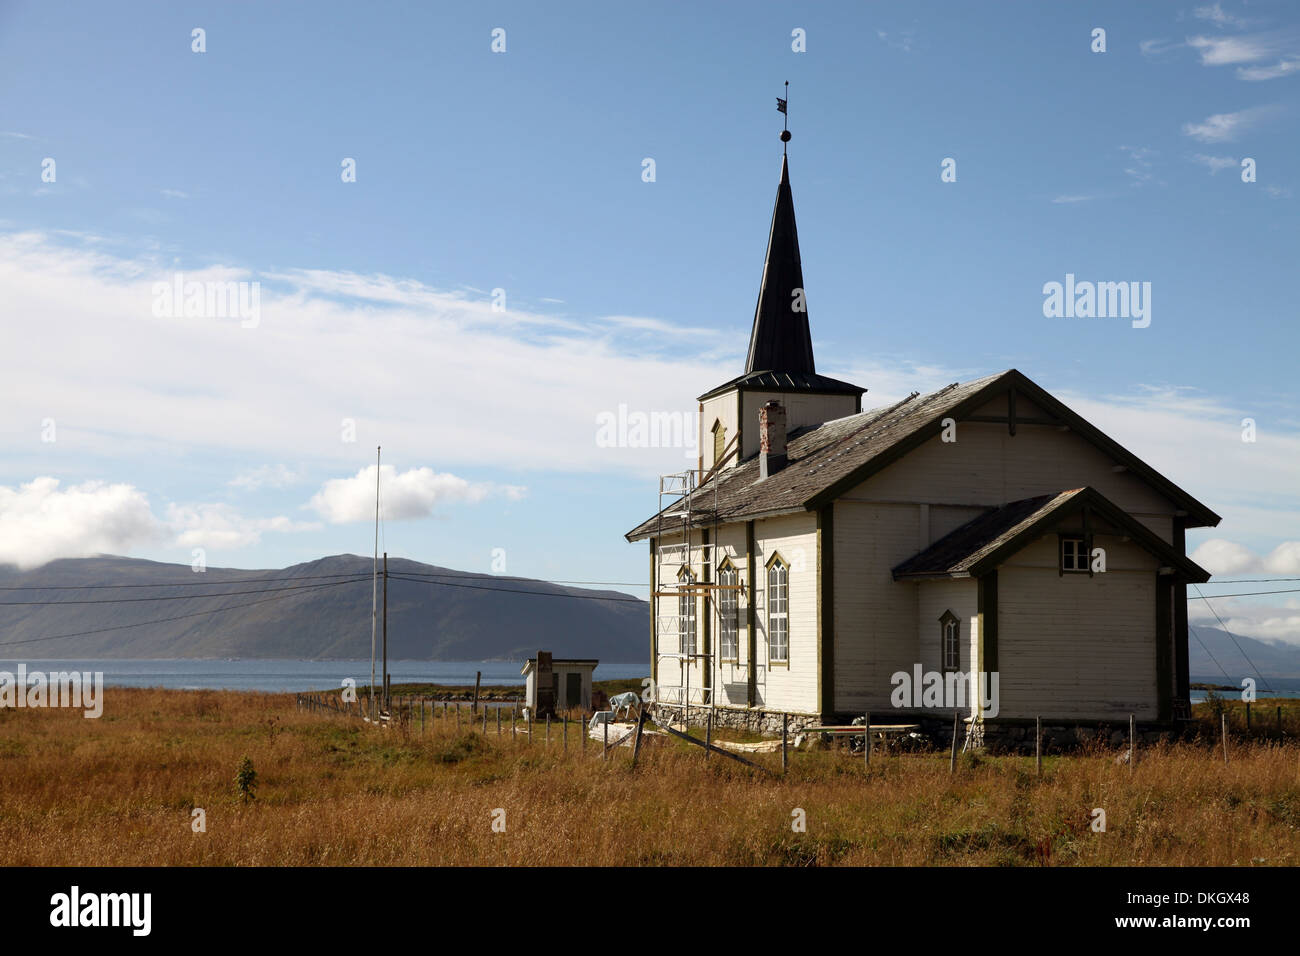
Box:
744, 150, 815, 375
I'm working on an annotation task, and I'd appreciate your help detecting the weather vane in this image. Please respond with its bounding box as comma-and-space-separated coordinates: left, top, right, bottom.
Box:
776, 81, 791, 150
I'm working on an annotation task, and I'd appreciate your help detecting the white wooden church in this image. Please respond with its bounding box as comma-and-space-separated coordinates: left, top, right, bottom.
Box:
626, 140, 1218, 742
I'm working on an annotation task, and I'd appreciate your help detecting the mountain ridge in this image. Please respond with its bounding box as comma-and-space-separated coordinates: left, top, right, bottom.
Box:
0, 554, 648, 661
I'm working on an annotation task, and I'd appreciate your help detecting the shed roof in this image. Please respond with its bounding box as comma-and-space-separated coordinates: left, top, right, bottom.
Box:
890, 487, 1211, 582
520, 658, 599, 676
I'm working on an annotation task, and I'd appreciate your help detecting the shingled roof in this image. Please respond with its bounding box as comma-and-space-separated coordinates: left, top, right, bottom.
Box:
625, 369, 1221, 541
890, 487, 1211, 582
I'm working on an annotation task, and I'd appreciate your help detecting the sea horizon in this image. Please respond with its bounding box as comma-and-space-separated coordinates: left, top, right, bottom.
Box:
0, 658, 649, 693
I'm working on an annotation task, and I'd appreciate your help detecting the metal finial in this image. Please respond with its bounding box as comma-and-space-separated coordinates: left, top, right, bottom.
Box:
776, 81, 790, 149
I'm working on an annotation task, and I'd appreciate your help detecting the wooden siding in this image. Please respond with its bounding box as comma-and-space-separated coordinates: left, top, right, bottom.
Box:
845, 420, 1179, 544
740, 390, 859, 459
997, 534, 1159, 720
699, 391, 741, 472
916, 579, 978, 678
831, 499, 924, 712
749, 512, 820, 714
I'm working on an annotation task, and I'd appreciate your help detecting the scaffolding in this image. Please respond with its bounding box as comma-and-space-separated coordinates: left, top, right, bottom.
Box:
650, 466, 742, 724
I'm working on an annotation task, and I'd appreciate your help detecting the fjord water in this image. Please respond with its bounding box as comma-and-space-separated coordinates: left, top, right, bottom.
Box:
0, 659, 648, 693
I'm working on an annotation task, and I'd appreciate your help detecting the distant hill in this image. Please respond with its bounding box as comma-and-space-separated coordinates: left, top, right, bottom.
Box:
1189, 625, 1300, 681
0, 555, 648, 661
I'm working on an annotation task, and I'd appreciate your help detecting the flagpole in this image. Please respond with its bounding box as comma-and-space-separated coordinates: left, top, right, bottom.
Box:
370, 445, 380, 717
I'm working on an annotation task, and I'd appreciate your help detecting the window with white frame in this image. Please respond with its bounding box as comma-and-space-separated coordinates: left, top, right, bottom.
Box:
767, 557, 789, 663
678, 567, 696, 656
718, 563, 739, 660
940, 610, 960, 672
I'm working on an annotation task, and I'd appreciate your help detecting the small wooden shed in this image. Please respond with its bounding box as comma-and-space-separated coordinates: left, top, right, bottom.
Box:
522, 651, 598, 716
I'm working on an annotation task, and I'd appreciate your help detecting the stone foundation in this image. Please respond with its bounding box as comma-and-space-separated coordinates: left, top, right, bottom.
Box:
650, 703, 819, 737
651, 704, 1189, 755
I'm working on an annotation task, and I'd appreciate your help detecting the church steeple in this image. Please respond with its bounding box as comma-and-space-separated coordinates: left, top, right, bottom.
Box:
744, 137, 816, 375
695, 90, 864, 470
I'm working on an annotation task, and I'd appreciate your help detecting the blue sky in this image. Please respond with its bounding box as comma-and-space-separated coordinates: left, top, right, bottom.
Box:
1, 1, 1298, 642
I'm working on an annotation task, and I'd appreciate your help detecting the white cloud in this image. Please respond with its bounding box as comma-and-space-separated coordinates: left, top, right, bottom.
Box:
875, 29, 915, 53
1192, 3, 1249, 29
1186, 28, 1300, 79
1191, 153, 1238, 173
1181, 106, 1274, 142
307, 465, 518, 524
1118, 145, 1158, 185
166, 502, 319, 550
1139, 38, 1183, 57
1190, 594, 1300, 647
1192, 539, 1300, 576
229, 464, 304, 490
0, 475, 328, 568
160, 189, 189, 200
0, 477, 161, 569
1237, 57, 1300, 80
1051, 194, 1096, 204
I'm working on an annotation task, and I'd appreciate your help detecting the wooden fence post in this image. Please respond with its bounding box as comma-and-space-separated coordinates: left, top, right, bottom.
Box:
603, 718, 608, 761
1035, 716, 1042, 777
782, 713, 789, 775
949, 710, 958, 773
1129, 714, 1136, 774
705, 711, 712, 761
865, 714, 872, 767
631, 709, 648, 769
1222, 712, 1230, 765
563, 713, 568, 751
546, 714, 551, 746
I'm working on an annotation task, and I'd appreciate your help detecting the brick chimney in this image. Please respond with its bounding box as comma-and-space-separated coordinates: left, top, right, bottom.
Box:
759, 400, 787, 479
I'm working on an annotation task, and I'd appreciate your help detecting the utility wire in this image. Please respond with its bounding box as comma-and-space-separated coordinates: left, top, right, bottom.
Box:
0, 570, 378, 590
1188, 587, 1300, 599
0, 576, 371, 606
392, 569, 645, 588
1189, 623, 1234, 684
387, 573, 646, 603
1192, 584, 1274, 694
0, 578, 363, 648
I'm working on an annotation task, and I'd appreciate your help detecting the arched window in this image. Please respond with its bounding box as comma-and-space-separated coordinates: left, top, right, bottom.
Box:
678, 567, 696, 657
940, 610, 960, 672
711, 419, 726, 467
767, 555, 789, 663
717, 559, 739, 660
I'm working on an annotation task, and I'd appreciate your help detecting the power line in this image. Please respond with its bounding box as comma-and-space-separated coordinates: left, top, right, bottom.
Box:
0, 567, 647, 592
0, 570, 377, 591
1188, 587, 1300, 599
0, 578, 362, 648
391, 569, 645, 588
1188, 623, 1234, 684
1201, 577, 1300, 584
387, 573, 646, 603
1192, 584, 1273, 694
0, 576, 371, 606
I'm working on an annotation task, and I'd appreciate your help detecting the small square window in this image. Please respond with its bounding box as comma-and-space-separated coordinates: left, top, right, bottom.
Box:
1061, 536, 1088, 573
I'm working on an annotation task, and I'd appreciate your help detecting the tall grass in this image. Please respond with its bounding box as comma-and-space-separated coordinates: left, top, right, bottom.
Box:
1, 688, 1297, 866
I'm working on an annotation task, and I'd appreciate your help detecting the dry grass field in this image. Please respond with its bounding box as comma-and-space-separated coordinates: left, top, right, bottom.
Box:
2, 687, 1298, 866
